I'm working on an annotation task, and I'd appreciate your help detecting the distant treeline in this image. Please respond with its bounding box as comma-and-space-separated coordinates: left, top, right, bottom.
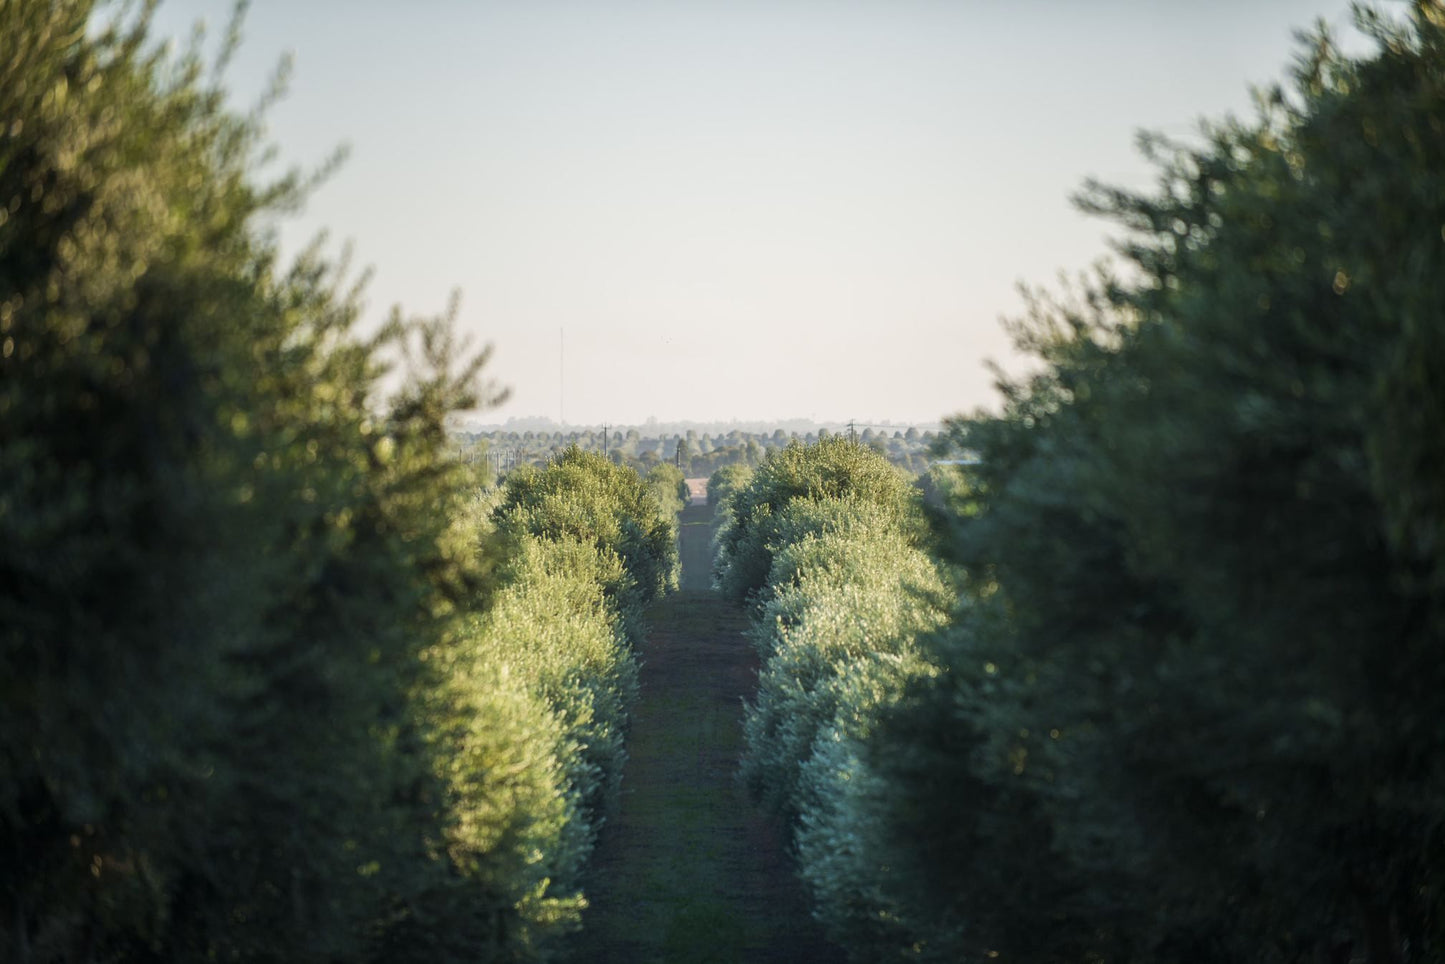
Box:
460, 417, 942, 438
455, 426, 940, 478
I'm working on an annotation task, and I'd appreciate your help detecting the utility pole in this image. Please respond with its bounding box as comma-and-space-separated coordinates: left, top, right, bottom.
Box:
602, 423, 609, 460
848, 420, 857, 444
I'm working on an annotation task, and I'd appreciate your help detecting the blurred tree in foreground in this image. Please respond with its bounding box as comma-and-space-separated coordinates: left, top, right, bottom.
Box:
863, 3, 1445, 961
0, 2, 612, 960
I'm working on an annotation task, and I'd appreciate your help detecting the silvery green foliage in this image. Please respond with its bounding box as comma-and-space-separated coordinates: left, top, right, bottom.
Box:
645, 462, 688, 520
730, 479, 953, 961
495, 447, 679, 630
797, 725, 952, 961
482, 535, 640, 821
714, 438, 921, 607
741, 500, 948, 821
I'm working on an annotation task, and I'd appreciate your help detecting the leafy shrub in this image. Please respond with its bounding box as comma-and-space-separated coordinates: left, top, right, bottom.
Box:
706, 462, 752, 508
645, 462, 687, 519
402, 531, 642, 959
740, 502, 949, 826
494, 447, 679, 632
714, 438, 919, 605
727, 481, 952, 961
397, 654, 583, 962
794, 706, 943, 959
480, 534, 640, 820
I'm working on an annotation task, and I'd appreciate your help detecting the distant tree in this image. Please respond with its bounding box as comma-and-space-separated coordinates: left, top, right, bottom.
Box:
744, 438, 764, 467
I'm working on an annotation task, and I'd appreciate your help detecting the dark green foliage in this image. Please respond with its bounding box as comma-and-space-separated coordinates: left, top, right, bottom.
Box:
0, 3, 463, 956
865, 5, 1445, 960
0, 4, 636, 962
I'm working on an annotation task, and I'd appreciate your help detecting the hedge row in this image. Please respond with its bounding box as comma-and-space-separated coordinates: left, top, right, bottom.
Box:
407, 448, 678, 959
712, 440, 952, 956
493, 447, 679, 642
644, 462, 691, 520
713, 438, 923, 608
705, 462, 752, 509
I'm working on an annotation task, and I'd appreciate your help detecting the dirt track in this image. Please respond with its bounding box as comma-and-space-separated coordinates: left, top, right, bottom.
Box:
566, 503, 844, 964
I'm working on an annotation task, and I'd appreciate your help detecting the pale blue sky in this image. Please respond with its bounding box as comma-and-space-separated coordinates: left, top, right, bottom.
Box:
152, 1, 1361, 426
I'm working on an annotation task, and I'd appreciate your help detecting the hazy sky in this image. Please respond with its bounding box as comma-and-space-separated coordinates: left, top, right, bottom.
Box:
151, 1, 1360, 426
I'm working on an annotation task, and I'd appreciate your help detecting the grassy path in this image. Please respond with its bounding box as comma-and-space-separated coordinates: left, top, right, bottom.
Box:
565, 503, 844, 964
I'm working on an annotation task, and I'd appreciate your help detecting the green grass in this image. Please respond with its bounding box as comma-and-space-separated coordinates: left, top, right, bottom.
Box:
565, 505, 842, 964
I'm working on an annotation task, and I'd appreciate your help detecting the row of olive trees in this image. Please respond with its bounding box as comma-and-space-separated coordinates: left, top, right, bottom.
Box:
643, 461, 691, 520
847, 5, 1445, 961
705, 462, 752, 510
0, 4, 671, 960
418, 448, 678, 959
493, 447, 680, 659
711, 440, 954, 956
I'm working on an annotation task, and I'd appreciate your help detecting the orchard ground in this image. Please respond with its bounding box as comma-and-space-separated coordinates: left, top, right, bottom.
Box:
566, 501, 844, 963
